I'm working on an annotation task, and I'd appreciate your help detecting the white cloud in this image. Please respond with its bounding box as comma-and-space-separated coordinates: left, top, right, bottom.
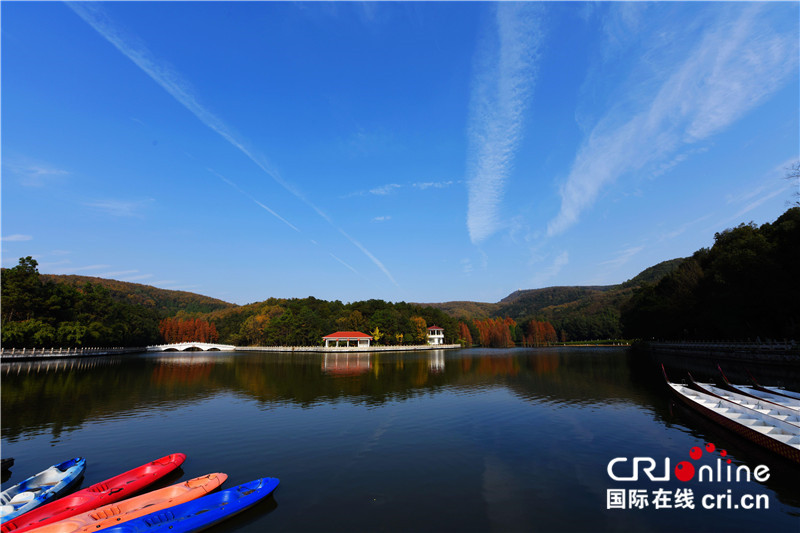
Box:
208, 169, 299, 232
329, 253, 361, 276
1, 234, 33, 242
84, 198, 154, 217
4, 161, 70, 187
344, 180, 456, 198
548, 5, 798, 237
466, 3, 544, 244
101, 269, 139, 277
660, 214, 712, 241
413, 181, 454, 190
119, 273, 154, 281
530, 251, 569, 287
600, 246, 644, 269
369, 183, 402, 195
72, 264, 112, 272
47, 263, 110, 274
69, 2, 396, 286
371, 216, 391, 222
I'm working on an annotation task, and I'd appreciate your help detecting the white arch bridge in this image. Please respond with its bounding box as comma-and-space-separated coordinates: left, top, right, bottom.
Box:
146, 342, 236, 352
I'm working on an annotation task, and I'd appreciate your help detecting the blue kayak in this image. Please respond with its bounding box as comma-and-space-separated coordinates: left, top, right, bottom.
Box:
0, 457, 86, 523
101, 477, 279, 533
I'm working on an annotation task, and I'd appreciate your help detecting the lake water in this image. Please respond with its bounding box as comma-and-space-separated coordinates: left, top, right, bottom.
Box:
2, 347, 799, 532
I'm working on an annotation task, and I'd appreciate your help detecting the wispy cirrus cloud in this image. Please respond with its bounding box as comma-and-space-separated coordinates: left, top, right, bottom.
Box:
370, 183, 402, 196
100, 269, 139, 278
413, 181, 453, 191
343, 180, 456, 198
1, 234, 33, 242
529, 251, 569, 287
46, 263, 110, 275
4, 160, 70, 187
84, 198, 154, 217
68, 2, 396, 286
208, 169, 300, 233
600, 246, 644, 270
119, 273, 154, 282
716, 159, 798, 226
548, 5, 798, 237
329, 253, 360, 277
466, 3, 544, 244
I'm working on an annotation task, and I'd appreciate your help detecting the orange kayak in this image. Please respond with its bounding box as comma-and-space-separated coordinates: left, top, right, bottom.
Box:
28, 473, 226, 533
3, 454, 186, 533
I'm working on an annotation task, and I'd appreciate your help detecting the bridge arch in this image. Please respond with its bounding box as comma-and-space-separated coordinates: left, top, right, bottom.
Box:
147, 342, 236, 352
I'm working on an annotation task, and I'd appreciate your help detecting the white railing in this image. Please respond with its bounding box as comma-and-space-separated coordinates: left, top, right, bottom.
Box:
0, 346, 141, 359
238, 344, 462, 353
146, 342, 236, 352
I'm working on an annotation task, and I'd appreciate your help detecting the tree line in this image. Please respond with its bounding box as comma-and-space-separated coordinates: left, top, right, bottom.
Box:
466, 317, 560, 348
4, 208, 794, 348
201, 297, 461, 347
1, 260, 464, 348
1, 257, 162, 348
621, 207, 799, 340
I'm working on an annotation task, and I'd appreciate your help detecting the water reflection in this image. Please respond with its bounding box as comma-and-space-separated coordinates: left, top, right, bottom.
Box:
1, 348, 643, 442
3, 347, 799, 531
321, 353, 371, 376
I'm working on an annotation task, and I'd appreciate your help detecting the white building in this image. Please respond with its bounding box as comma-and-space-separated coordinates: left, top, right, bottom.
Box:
427, 325, 444, 345
322, 331, 373, 348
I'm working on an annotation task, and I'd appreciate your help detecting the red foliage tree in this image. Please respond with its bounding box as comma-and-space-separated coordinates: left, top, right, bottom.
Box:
524, 320, 558, 347
458, 322, 473, 346
159, 317, 219, 343
472, 317, 515, 348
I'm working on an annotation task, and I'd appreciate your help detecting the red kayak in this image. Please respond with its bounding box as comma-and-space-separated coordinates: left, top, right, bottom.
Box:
1, 453, 185, 533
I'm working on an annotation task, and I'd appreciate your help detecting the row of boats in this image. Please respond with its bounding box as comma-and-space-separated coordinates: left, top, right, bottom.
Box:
663, 365, 800, 464
0, 453, 278, 533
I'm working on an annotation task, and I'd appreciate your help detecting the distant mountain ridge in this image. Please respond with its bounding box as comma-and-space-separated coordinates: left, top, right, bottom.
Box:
417, 259, 684, 334
28, 258, 683, 343
41, 259, 683, 325
41, 274, 236, 316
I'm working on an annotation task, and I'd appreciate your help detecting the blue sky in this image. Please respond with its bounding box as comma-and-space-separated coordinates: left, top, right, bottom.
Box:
2, 2, 798, 305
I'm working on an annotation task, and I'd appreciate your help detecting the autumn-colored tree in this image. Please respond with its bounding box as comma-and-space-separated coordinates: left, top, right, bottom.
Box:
458, 322, 473, 346
524, 320, 557, 347
159, 317, 219, 343
472, 317, 515, 347
410, 316, 427, 343
370, 327, 383, 344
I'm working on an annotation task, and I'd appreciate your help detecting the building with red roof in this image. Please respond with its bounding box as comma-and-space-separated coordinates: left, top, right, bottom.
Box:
322, 331, 373, 348
427, 325, 444, 345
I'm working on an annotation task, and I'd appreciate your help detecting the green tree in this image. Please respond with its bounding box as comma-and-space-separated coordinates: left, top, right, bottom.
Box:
1, 257, 46, 322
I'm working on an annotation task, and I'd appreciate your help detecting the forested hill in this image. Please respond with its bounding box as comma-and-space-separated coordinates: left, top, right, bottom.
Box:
622, 207, 800, 340
3, 208, 795, 348
418, 258, 684, 339
41, 274, 235, 315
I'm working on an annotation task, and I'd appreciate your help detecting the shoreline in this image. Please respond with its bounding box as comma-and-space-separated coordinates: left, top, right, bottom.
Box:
0, 343, 462, 362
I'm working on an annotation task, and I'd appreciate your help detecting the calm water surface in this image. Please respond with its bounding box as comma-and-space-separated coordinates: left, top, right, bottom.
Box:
2, 348, 798, 532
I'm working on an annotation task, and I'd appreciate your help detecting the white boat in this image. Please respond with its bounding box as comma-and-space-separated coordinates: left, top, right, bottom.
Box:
663, 366, 800, 464
689, 377, 800, 427
757, 386, 800, 402
714, 366, 800, 410
725, 384, 800, 411
0, 458, 85, 522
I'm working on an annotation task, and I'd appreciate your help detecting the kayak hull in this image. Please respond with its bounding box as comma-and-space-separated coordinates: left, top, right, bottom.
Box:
1, 453, 186, 533
0, 458, 86, 522
31, 473, 226, 533
100, 478, 280, 533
